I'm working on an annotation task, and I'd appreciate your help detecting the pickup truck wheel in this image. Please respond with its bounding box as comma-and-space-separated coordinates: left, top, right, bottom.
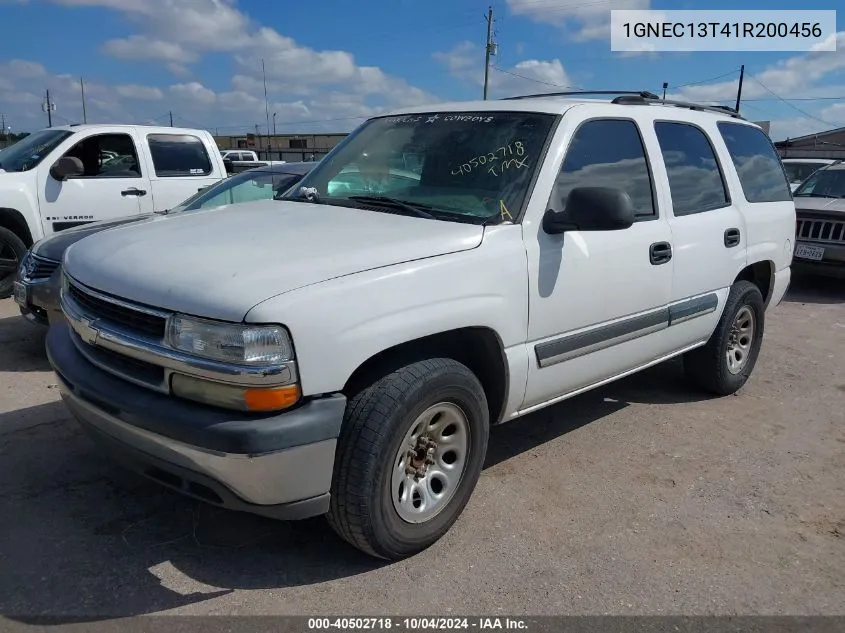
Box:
327, 358, 489, 560
0, 227, 27, 299
682, 280, 765, 396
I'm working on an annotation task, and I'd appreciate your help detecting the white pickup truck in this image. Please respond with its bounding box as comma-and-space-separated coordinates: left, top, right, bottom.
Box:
47, 92, 796, 561
0, 124, 227, 297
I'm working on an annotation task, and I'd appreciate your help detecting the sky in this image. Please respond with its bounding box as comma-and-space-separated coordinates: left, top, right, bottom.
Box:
0, 0, 842, 141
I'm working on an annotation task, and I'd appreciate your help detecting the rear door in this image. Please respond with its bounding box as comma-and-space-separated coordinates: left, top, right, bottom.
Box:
141, 132, 222, 211
649, 118, 747, 344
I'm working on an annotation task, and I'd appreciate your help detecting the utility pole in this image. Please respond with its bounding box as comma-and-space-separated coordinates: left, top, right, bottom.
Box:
169, 111, 173, 126
662, 82, 668, 100
1, 114, 5, 143
482, 7, 495, 100
273, 112, 277, 137
735, 64, 745, 113
261, 58, 271, 153
80, 77, 87, 124
43, 89, 54, 127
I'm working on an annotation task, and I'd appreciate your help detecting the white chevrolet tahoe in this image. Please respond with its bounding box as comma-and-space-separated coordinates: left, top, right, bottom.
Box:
46, 92, 796, 560
0, 124, 227, 297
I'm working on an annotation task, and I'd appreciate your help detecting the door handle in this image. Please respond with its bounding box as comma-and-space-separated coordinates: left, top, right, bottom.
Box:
724, 227, 741, 248
121, 188, 147, 197
649, 241, 672, 265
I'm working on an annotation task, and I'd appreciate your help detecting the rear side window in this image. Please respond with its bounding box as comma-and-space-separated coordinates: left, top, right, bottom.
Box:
553, 119, 655, 218
654, 122, 729, 216
717, 122, 792, 203
148, 134, 212, 177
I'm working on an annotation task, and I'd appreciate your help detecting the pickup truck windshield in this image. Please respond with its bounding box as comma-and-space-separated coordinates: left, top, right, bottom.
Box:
0, 129, 73, 172
284, 111, 557, 223
783, 162, 827, 185
794, 169, 845, 198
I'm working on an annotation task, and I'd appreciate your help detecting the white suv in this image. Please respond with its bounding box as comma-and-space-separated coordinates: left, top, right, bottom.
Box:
47, 92, 796, 560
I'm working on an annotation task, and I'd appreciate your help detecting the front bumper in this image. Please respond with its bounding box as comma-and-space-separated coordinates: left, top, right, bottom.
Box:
16, 266, 63, 327
792, 239, 845, 279
46, 321, 347, 520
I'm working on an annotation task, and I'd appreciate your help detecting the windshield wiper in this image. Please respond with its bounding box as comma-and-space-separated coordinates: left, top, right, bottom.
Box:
348, 195, 436, 220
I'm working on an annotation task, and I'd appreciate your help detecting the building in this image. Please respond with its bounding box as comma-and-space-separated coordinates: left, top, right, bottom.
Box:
774, 126, 845, 160
214, 132, 348, 162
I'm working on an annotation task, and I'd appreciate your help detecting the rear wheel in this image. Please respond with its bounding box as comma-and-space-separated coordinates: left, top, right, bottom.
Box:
0, 226, 27, 299
327, 358, 489, 560
683, 280, 765, 396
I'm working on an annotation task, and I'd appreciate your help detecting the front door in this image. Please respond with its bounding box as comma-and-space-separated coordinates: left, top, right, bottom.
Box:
521, 111, 675, 411
37, 131, 151, 237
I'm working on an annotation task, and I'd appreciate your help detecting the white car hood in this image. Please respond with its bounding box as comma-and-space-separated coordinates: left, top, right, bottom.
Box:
793, 196, 845, 214
64, 199, 485, 322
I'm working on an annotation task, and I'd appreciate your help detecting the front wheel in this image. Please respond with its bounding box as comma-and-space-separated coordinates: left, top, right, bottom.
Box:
0, 226, 27, 299
683, 280, 765, 396
327, 358, 489, 560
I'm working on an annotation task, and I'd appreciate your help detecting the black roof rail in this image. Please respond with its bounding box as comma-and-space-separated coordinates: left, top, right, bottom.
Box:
501, 90, 660, 101
611, 94, 746, 119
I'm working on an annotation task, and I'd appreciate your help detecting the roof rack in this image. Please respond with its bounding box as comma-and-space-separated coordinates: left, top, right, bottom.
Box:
610, 94, 746, 119
502, 90, 660, 101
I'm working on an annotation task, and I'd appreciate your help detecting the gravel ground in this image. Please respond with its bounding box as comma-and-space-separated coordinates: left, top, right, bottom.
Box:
0, 273, 843, 622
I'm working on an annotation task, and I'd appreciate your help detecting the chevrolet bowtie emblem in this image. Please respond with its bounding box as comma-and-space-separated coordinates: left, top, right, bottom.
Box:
77, 317, 99, 346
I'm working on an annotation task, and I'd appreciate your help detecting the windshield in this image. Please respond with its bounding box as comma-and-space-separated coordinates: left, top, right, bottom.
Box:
171, 168, 308, 212
283, 111, 557, 223
0, 129, 73, 172
793, 169, 845, 198
782, 162, 827, 185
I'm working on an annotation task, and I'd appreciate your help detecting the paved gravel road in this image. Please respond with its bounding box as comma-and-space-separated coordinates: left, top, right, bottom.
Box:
0, 274, 843, 622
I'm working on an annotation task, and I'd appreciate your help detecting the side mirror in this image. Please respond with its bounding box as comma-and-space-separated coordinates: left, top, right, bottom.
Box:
49, 156, 84, 182
223, 158, 234, 175
543, 186, 636, 234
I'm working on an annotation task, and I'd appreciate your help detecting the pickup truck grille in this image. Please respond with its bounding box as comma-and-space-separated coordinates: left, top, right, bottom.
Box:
27, 255, 61, 280
68, 282, 167, 339
796, 217, 845, 244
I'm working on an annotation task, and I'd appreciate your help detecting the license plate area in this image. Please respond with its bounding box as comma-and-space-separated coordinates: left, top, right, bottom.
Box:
13, 281, 28, 306
794, 244, 824, 261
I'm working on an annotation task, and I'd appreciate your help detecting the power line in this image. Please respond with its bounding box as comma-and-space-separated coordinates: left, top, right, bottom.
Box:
673, 68, 740, 89
491, 65, 577, 89
748, 76, 843, 128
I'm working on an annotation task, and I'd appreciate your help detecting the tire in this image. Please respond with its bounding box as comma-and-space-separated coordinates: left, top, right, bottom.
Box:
683, 280, 765, 396
327, 358, 489, 560
0, 226, 27, 299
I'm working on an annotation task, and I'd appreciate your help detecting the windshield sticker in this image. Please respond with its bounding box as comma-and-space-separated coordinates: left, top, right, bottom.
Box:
451, 142, 528, 177
384, 114, 496, 126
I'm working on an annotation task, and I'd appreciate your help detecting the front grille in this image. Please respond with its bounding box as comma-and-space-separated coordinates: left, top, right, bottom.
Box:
27, 255, 60, 280
796, 217, 845, 244
68, 282, 167, 339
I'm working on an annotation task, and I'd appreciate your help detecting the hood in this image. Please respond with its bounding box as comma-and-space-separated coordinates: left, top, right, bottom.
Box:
793, 196, 845, 215
64, 200, 484, 322
34, 214, 156, 261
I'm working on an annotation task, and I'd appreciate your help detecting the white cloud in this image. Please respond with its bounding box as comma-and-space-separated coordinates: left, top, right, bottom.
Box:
169, 82, 217, 106
115, 84, 164, 100
102, 35, 198, 63
434, 41, 573, 97
507, 0, 651, 41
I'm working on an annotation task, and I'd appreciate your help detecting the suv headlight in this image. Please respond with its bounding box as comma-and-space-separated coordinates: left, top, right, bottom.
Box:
166, 314, 294, 366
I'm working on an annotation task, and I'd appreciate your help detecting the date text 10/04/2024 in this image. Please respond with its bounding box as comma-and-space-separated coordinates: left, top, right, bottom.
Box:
307, 617, 529, 630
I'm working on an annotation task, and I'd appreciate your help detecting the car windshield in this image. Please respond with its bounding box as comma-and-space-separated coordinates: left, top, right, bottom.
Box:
793, 169, 845, 198
170, 168, 309, 213
782, 162, 827, 185
0, 129, 73, 172
282, 111, 557, 224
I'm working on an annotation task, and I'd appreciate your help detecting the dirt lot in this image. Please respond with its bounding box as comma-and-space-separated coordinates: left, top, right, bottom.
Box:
0, 274, 843, 622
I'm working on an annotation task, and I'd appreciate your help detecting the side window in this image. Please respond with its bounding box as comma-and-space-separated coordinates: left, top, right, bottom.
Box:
290, 138, 307, 150
553, 119, 655, 218
654, 122, 730, 216
717, 122, 792, 203
147, 134, 212, 177
63, 133, 141, 178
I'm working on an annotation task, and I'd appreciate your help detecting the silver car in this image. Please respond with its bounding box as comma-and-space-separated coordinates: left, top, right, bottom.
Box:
15, 162, 315, 326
